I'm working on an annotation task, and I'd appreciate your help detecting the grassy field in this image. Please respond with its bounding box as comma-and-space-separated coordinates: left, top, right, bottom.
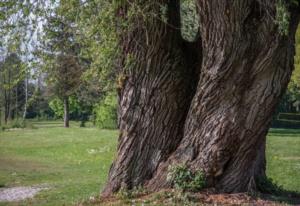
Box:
267, 129, 300, 192
0, 122, 299, 205
0, 121, 118, 206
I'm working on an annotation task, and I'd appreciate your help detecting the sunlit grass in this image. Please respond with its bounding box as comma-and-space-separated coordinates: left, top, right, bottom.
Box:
267, 128, 300, 192
0, 121, 118, 206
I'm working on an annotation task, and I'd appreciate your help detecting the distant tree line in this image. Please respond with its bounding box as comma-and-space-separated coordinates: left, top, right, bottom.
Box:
0, 0, 118, 128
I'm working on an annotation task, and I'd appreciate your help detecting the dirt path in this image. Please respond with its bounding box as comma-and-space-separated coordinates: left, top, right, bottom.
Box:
0, 185, 48, 202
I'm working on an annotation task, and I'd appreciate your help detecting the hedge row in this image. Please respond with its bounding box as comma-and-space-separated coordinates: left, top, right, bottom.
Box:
271, 119, 300, 129
278, 113, 300, 121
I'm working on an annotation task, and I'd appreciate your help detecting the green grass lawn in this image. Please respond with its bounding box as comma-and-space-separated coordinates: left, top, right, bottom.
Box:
0, 122, 299, 205
0, 121, 118, 206
267, 129, 300, 192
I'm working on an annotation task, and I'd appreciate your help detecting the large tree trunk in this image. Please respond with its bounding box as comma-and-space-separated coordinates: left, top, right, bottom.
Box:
148, 1, 300, 193
63, 97, 69, 128
102, 0, 200, 195
103, 0, 299, 195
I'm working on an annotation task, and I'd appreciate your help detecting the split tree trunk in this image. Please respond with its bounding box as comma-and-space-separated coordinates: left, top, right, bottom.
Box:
64, 97, 70, 128
103, 0, 300, 195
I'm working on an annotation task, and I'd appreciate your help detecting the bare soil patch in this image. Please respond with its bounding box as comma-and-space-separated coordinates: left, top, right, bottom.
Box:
0, 185, 49, 202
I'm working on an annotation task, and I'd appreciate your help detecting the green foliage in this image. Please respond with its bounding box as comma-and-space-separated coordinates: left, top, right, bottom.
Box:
116, 186, 147, 203
49, 96, 80, 119
35, 0, 86, 108
275, 0, 291, 36
167, 164, 206, 192
0, 119, 36, 131
291, 27, 300, 102
49, 98, 64, 118
278, 26, 300, 113
0, 121, 24, 131
0, 53, 27, 121
10, 119, 26, 129
181, 0, 199, 42
94, 92, 117, 129
77, 0, 119, 92
116, 187, 132, 204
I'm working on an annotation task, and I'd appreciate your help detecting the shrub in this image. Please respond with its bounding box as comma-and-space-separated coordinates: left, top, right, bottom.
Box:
11, 120, 26, 129
116, 186, 147, 204
94, 92, 117, 129
49, 96, 81, 119
0, 120, 36, 130
167, 164, 206, 192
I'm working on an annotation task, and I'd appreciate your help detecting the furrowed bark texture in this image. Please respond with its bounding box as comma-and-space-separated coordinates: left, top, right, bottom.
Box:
148, 0, 300, 193
103, 0, 299, 195
102, 0, 201, 196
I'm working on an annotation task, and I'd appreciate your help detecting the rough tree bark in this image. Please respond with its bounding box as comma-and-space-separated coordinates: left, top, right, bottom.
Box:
102, 0, 201, 195
103, 0, 300, 195
148, 0, 300, 193
63, 97, 70, 128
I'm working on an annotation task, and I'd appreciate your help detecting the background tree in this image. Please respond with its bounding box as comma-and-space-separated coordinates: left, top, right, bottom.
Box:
40, 0, 84, 127
278, 26, 300, 113
0, 53, 25, 124
1, 0, 120, 127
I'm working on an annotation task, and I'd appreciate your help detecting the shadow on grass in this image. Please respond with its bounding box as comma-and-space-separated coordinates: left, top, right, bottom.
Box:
257, 177, 300, 205
259, 191, 300, 205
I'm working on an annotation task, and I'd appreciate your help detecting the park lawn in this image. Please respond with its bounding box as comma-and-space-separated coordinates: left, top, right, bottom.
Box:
0, 123, 299, 205
267, 128, 300, 192
0, 121, 118, 206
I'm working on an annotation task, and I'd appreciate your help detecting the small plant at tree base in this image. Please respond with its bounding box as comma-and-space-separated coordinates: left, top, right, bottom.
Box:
189, 170, 206, 191
116, 185, 147, 203
116, 186, 132, 204
167, 164, 206, 192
